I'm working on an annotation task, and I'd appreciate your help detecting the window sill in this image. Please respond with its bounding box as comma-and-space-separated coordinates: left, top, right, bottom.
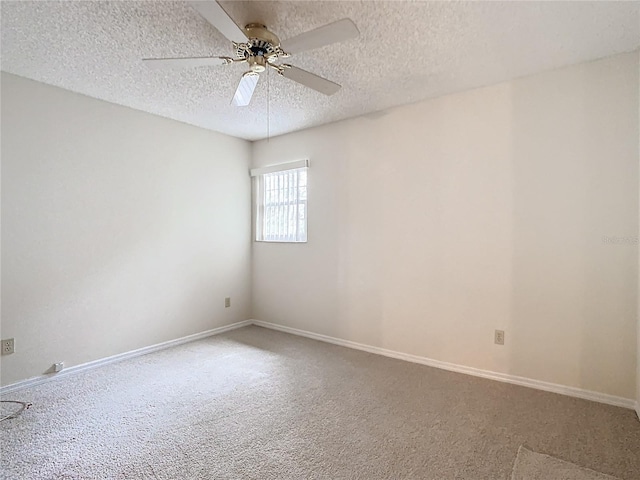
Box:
255, 240, 307, 244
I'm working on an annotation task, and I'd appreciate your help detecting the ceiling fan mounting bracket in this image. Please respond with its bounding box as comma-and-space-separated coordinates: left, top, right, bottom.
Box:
243, 23, 280, 47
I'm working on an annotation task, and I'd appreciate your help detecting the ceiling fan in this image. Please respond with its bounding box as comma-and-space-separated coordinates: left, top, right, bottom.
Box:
142, 1, 359, 106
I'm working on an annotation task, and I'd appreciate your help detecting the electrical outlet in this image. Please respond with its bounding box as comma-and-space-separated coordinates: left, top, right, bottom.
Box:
225, 297, 231, 308
53, 362, 64, 372
2, 338, 15, 355
494, 330, 505, 345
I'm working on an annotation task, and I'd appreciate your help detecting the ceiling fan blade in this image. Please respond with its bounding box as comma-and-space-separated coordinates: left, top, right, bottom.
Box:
232, 72, 260, 106
142, 56, 231, 70
281, 18, 359, 54
188, 1, 247, 44
281, 66, 341, 96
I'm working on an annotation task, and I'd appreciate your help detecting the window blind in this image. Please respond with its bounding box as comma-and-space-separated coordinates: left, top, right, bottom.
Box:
256, 166, 307, 242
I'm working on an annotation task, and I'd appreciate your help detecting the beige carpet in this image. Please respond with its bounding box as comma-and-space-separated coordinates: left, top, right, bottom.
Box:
511, 446, 620, 480
1, 325, 639, 479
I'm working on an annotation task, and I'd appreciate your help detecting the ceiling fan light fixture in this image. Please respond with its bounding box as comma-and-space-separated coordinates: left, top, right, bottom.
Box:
248, 55, 267, 73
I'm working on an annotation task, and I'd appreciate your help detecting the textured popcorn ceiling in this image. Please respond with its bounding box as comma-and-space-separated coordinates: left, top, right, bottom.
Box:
1, 1, 639, 141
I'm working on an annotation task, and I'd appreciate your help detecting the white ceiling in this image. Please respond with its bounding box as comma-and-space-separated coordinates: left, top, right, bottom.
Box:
1, 1, 639, 141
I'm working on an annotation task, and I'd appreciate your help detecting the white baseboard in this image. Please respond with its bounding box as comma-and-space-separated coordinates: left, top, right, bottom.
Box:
0, 320, 252, 395
251, 319, 637, 410
2, 318, 636, 412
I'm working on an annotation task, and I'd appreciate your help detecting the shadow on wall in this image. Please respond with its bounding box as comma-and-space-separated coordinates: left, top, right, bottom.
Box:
335, 98, 447, 352
0, 79, 251, 386
329, 54, 638, 399
507, 58, 638, 399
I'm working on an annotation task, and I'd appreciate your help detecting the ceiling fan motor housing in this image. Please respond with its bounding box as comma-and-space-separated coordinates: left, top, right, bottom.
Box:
235, 23, 286, 67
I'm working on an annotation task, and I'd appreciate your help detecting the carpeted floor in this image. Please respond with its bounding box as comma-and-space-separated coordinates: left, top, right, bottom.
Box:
1, 325, 639, 479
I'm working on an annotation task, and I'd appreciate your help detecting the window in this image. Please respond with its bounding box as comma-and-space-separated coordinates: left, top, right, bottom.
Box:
252, 160, 308, 243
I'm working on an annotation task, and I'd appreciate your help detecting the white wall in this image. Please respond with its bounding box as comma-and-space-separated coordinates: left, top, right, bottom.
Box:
252, 52, 639, 400
1, 73, 252, 386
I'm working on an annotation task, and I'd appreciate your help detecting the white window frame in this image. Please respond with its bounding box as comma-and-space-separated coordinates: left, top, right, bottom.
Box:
251, 159, 309, 243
